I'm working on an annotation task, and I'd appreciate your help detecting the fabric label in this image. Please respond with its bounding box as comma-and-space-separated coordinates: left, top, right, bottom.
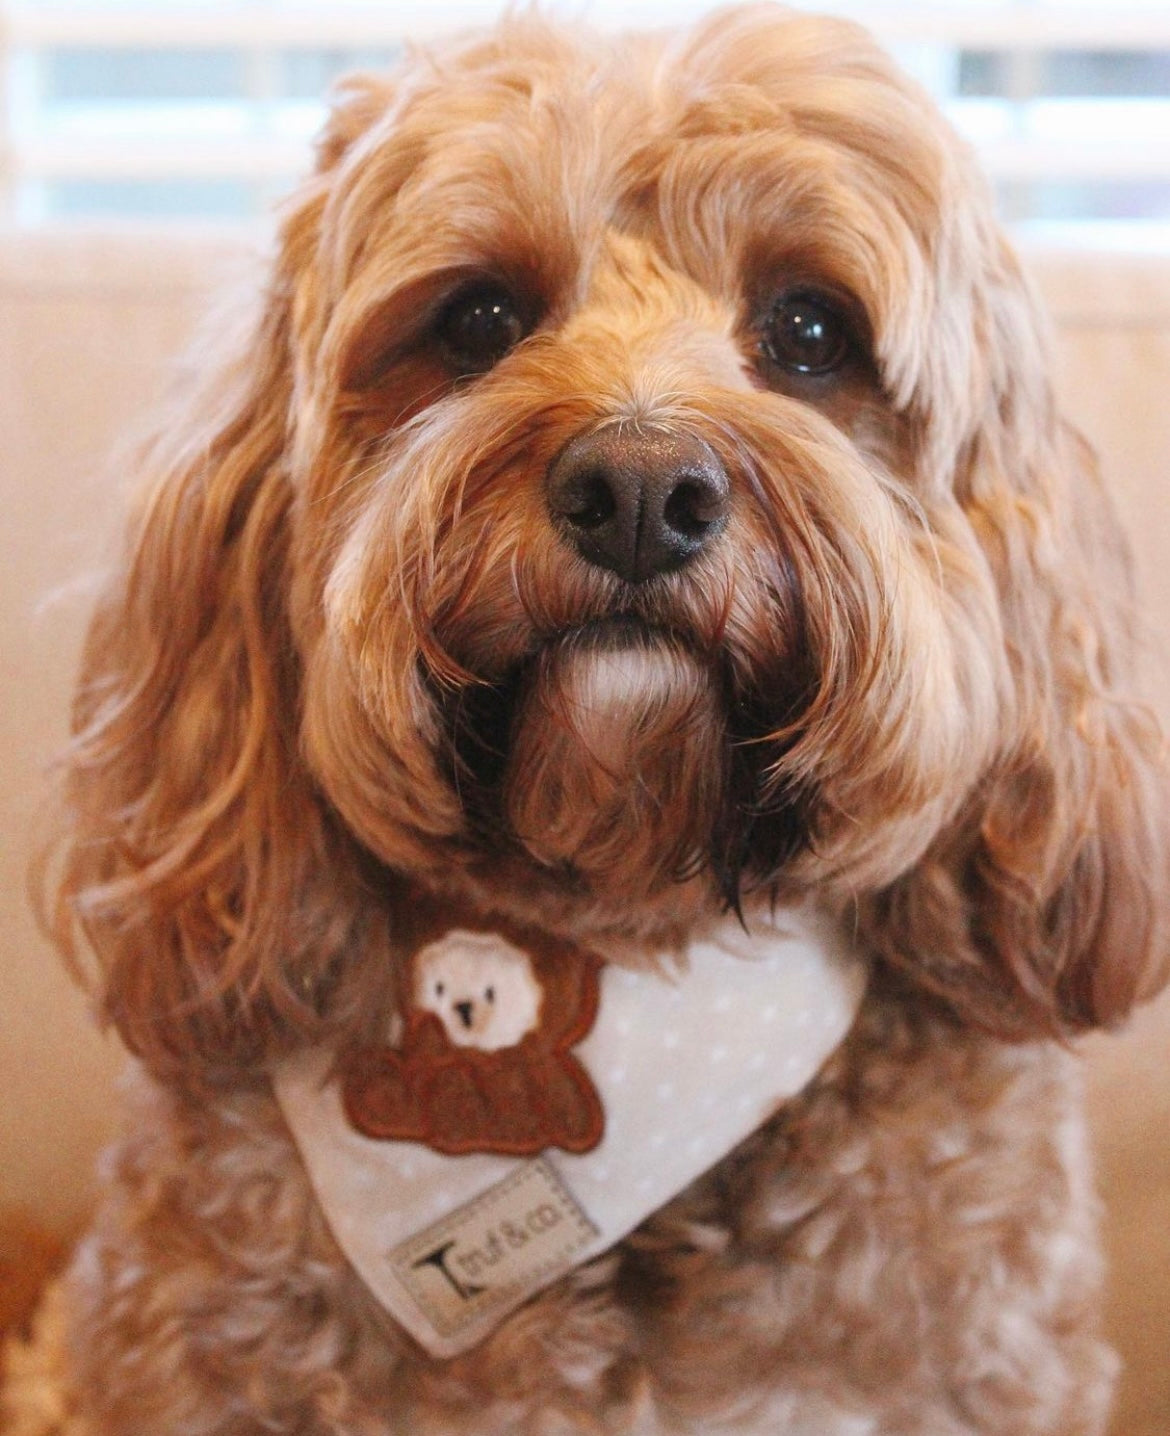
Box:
388, 1158, 597, 1338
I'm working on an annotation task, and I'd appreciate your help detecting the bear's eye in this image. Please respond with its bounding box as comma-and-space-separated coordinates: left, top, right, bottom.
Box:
485, 986, 495, 1004
434, 982, 445, 998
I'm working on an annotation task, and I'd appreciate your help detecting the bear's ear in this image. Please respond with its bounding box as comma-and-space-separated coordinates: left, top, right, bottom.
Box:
407, 947, 434, 1010
528, 947, 604, 1047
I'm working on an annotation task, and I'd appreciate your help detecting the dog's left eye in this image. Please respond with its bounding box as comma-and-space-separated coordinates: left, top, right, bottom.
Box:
761, 291, 853, 377
437, 285, 529, 373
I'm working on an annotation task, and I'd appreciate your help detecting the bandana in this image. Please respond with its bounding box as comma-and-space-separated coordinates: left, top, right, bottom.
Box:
273, 901, 866, 1358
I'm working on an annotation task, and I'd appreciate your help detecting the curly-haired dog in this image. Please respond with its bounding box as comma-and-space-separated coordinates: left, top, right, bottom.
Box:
39, 5, 1170, 1433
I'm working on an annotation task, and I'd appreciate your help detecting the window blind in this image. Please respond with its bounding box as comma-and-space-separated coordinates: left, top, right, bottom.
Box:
2, 1, 1169, 227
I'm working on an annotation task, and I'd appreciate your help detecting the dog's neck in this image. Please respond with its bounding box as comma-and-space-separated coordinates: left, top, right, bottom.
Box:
399, 864, 769, 963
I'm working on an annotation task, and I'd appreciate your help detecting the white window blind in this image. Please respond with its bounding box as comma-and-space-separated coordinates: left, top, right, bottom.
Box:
2, 1, 1169, 229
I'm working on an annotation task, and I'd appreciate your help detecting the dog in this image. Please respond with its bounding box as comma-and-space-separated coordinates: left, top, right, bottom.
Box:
34, 5, 1170, 1432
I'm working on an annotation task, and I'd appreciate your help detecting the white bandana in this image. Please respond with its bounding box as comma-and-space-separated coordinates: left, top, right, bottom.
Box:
273, 902, 866, 1358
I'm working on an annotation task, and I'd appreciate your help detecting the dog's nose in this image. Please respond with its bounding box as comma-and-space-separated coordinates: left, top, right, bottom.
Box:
546, 427, 730, 584
454, 1000, 475, 1028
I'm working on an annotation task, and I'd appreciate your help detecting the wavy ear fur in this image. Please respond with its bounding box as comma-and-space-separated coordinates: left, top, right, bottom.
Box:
46, 228, 369, 1085
43, 79, 416, 1085
864, 247, 1170, 1038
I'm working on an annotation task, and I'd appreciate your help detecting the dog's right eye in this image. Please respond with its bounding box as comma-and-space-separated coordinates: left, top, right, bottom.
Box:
761, 290, 853, 377
437, 284, 528, 373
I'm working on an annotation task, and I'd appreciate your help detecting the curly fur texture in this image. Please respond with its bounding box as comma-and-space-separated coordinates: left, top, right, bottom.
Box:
40, 6, 1170, 1432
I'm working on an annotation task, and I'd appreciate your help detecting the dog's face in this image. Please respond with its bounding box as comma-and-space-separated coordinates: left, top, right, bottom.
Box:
58, 7, 1170, 1076
292, 11, 1010, 911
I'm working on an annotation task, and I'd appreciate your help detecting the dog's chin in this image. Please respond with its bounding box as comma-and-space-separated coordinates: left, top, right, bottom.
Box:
442, 618, 814, 907
469, 621, 728, 899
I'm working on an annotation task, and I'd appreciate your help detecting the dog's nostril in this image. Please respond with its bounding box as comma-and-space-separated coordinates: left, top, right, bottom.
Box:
563, 470, 617, 530
663, 477, 723, 539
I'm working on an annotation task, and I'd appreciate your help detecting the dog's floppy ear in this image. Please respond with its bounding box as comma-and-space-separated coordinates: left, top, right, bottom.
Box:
45, 194, 397, 1086
867, 244, 1170, 1037
48, 284, 311, 1080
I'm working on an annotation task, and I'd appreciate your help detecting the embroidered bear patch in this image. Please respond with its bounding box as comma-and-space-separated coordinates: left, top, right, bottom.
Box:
341, 926, 605, 1157
414, 932, 543, 1052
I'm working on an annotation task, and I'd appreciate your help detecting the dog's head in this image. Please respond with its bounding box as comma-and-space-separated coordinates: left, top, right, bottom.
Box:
54, 6, 1170, 1077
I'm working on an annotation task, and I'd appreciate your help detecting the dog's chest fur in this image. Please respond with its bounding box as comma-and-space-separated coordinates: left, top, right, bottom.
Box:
65, 981, 1109, 1436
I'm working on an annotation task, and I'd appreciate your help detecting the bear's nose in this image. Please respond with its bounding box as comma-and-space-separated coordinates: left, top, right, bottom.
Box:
454, 1000, 475, 1028
546, 426, 730, 584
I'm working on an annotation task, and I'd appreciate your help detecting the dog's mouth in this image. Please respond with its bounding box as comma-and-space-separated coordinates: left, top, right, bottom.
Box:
441, 615, 812, 903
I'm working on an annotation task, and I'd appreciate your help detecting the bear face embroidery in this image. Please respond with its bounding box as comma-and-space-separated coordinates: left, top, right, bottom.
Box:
414, 932, 543, 1052
341, 924, 605, 1157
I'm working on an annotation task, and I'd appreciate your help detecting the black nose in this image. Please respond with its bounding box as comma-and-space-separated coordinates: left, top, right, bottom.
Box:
546, 426, 730, 584
454, 1000, 474, 1028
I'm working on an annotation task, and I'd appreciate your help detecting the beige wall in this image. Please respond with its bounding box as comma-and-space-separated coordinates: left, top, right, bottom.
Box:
2, 231, 1168, 1426
1, 232, 253, 1231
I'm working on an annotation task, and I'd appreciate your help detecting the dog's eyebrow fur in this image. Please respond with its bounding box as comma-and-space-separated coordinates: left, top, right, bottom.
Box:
321, 19, 961, 432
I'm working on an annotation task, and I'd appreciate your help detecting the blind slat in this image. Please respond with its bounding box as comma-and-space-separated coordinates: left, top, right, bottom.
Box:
7, 5, 484, 50
16, 136, 306, 182
9, 4, 1170, 53
5, 2, 1169, 223
16, 135, 1170, 186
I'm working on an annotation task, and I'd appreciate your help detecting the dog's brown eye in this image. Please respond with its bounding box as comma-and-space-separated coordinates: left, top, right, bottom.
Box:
763, 292, 852, 376
437, 285, 527, 372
